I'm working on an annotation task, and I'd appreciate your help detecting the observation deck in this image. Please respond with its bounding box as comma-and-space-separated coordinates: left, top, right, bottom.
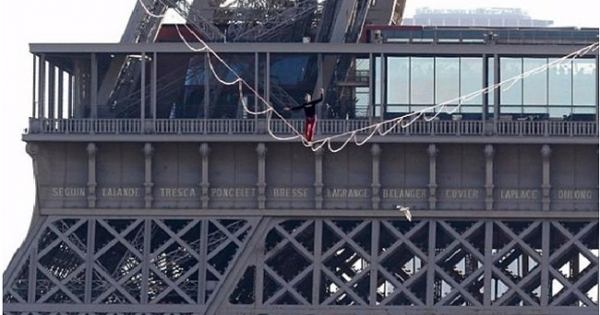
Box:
24, 37, 600, 146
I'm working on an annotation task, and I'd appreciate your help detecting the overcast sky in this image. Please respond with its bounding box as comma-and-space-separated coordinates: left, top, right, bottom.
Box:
0, 0, 598, 273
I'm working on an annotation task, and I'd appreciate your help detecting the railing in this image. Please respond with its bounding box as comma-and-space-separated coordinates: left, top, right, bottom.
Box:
25, 118, 598, 138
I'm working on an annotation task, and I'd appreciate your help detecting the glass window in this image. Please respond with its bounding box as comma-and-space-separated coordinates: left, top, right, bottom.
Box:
355, 87, 370, 117
387, 57, 409, 105
549, 107, 571, 118
500, 58, 523, 105
503, 106, 522, 114
523, 58, 547, 106
460, 57, 483, 106
435, 57, 459, 105
548, 59, 572, 106
573, 58, 596, 106
573, 107, 596, 114
410, 57, 434, 104
269, 55, 309, 85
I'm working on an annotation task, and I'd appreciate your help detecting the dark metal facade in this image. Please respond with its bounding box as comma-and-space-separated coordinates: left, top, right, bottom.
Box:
3, 3, 599, 315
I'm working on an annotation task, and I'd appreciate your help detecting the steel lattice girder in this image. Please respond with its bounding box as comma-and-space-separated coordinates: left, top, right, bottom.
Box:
3, 216, 598, 315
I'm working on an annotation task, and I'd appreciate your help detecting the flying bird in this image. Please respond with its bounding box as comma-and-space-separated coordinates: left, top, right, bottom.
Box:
396, 205, 412, 222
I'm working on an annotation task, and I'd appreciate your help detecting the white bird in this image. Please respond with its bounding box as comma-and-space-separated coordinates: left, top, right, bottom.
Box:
396, 205, 412, 222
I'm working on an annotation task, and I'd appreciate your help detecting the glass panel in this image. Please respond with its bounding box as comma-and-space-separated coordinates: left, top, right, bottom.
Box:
549, 107, 571, 118
500, 58, 522, 105
573, 58, 596, 106
410, 57, 434, 104
572, 107, 596, 114
355, 87, 370, 118
435, 57, 459, 104
523, 106, 547, 114
548, 58, 572, 106
460, 106, 482, 113
502, 106, 522, 114
387, 57, 409, 105
411, 105, 436, 113
523, 58, 547, 106
460, 57, 483, 105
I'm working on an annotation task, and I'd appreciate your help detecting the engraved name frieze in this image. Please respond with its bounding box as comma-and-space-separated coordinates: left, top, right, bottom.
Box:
270, 187, 310, 198
101, 187, 142, 197
555, 189, 594, 200
382, 188, 427, 199
211, 187, 257, 198
442, 189, 481, 199
499, 189, 540, 200
51, 187, 87, 197
325, 188, 370, 198
159, 187, 197, 198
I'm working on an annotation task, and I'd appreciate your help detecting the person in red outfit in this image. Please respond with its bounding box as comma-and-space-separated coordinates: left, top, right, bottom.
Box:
285, 88, 324, 143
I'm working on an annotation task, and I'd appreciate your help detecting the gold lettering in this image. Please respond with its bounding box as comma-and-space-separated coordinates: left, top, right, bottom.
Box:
51, 187, 86, 197
500, 189, 540, 200
444, 189, 480, 199
101, 187, 141, 198
382, 188, 427, 199
210, 187, 256, 198
272, 188, 309, 198
326, 188, 369, 198
557, 189, 593, 200
160, 187, 198, 198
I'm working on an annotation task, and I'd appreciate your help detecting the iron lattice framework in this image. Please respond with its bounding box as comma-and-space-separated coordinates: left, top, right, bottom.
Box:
3, 216, 598, 314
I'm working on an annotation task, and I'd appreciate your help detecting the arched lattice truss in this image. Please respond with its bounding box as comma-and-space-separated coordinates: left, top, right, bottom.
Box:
4, 216, 598, 314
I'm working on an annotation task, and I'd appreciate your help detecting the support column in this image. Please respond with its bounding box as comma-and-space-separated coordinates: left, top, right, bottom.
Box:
256, 143, 267, 209
151, 52, 157, 119
68, 73, 74, 118
314, 148, 324, 209
483, 221, 493, 305
58, 70, 64, 119
84, 218, 95, 304
370, 144, 381, 209
200, 143, 211, 208
143, 143, 154, 208
48, 65, 55, 119
484, 144, 495, 210
204, 54, 210, 119
91, 53, 98, 118
24, 144, 39, 303
368, 53, 374, 120
427, 144, 438, 209
482, 53, 488, 123
369, 220, 380, 305
265, 52, 270, 106
73, 58, 84, 118
311, 219, 323, 305
541, 145, 551, 211
32, 55, 37, 118
87, 143, 97, 208
426, 220, 436, 305
38, 54, 46, 119
380, 53, 387, 120
140, 53, 146, 133
254, 52, 261, 129
540, 221, 550, 306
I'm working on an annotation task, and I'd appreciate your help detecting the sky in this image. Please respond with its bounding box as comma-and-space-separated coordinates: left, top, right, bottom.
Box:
0, 0, 598, 275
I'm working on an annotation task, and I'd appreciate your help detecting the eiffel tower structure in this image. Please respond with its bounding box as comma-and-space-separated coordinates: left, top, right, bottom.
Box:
4, 1, 600, 315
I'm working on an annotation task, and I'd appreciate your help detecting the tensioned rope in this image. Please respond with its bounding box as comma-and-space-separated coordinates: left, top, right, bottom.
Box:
139, 0, 599, 153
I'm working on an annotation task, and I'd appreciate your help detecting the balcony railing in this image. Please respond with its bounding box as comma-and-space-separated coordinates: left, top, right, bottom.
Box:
25, 118, 598, 138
